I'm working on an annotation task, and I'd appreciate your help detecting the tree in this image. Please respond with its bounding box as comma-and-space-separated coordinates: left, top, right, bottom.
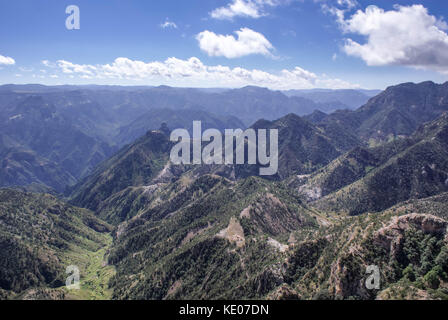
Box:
424, 268, 440, 289
435, 247, 448, 274
402, 264, 416, 282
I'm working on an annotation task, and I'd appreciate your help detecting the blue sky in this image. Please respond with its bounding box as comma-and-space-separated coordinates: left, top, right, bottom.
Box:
0, 0, 447, 89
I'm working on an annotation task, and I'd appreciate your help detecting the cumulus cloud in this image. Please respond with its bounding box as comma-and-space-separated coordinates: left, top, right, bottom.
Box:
58, 60, 97, 75
210, 0, 288, 20
196, 28, 274, 58
211, 0, 264, 19
0, 54, 15, 65
160, 19, 178, 29
336, 5, 448, 74
48, 56, 358, 90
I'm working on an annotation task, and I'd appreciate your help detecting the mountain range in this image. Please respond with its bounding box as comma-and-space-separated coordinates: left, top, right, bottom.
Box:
0, 84, 374, 193
283, 88, 381, 110
2, 81, 448, 300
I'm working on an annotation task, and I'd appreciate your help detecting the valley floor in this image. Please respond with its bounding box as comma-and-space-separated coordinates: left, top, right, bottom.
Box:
65, 235, 115, 300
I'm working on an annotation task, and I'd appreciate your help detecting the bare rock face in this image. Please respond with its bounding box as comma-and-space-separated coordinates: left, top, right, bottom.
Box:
298, 184, 322, 202
251, 266, 285, 296
328, 213, 448, 299
217, 216, 246, 248
329, 254, 368, 299
151, 161, 187, 184
374, 214, 448, 257
267, 284, 301, 300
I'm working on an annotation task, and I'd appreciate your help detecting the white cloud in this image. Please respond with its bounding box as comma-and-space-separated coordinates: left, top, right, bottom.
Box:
317, 0, 358, 10
0, 54, 15, 65
211, 0, 263, 19
48, 56, 358, 90
335, 0, 357, 10
196, 28, 274, 58
210, 0, 287, 20
160, 19, 178, 29
336, 5, 448, 74
320, 0, 358, 25
57, 60, 97, 75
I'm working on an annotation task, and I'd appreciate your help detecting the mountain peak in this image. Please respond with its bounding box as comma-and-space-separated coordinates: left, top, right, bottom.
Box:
275, 113, 310, 128
385, 80, 437, 91
158, 122, 171, 136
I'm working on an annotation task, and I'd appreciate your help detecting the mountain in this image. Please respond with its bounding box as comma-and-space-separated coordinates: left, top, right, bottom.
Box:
0, 94, 115, 192
206, 86, 321, 125
0, 143, 76, 192
72, 134, 448, 300
12, 170, 448, 300
188, 113, 362, 181
101, 174, 448, 299
0, 189, 113, 300
293, 113, 448, 215
70, 130, 173, 216
0, 85, 345, 192
107, 175, 322, 299
116, 109, 245, 146
284, 202, 448, 300
0, 84, 356, 127
355, 81, 448, 141
70, 112, 363, 223
248, 113, 362, 179
4, 81, 448, 301
283, 89, 381, 110
303, 110, 328, 124
316, 81, 448, 143
2, 82, 400, 194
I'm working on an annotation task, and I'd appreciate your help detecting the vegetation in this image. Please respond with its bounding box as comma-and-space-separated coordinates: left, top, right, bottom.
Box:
2, 81, 448, 300
0, 189, 114, 299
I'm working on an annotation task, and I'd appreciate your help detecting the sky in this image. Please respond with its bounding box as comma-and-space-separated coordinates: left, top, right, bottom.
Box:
0, 0, 447, 90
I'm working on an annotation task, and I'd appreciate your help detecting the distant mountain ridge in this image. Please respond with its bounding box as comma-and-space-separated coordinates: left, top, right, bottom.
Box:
2, 80, 448, 194
0, 84, 381, 192
0, 84, 376, 126
116, 108, 245, 146
314, 81, 448, 143
284, 88, 381, 110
